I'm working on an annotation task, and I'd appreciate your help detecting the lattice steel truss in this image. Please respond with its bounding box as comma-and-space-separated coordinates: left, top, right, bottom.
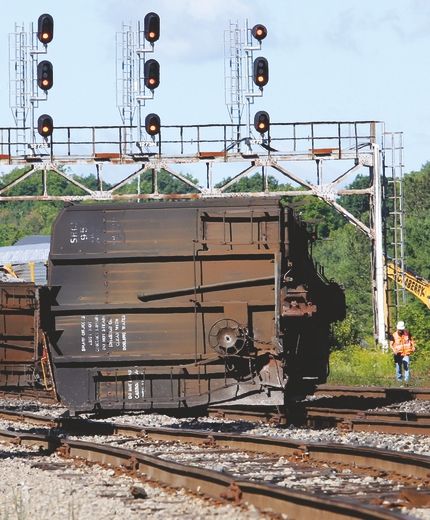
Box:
0, 120, 404, 347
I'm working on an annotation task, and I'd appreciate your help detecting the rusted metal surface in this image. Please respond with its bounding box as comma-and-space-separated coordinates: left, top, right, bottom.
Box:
1, 408, 429, 482
0, 282, 39, 388
0, 426, 409, 519
42, 198, 344, 412
209, 404, 430, 435
348, 418, 430, 435
0, 388, 56, 403
315, 385, 430, 401
308, 407, 430, 425
208, 405, 287, 425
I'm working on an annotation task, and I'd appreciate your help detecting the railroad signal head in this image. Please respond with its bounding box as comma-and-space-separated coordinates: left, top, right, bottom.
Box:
254, 111, 270, 134
37, 14, 54, 44
144, 12, 160, 43
37, 60, 53, 91
37, 114, 54, 138
145, 113, 161, 136
144, 59, 160, 90
253, 57, 269, 88
251, 24, 267, 42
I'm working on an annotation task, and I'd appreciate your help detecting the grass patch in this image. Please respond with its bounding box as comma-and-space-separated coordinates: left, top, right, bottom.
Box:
328, 345, 430, 387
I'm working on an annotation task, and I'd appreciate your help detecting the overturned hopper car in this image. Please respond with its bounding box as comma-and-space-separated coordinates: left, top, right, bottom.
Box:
0, 281, 40, 389
39, 198, 345, 413
0, 198, 345, 412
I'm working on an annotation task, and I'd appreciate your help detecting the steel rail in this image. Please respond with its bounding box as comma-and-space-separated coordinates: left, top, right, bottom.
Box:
315, 385, 430, 400
0, 427, 408, 519
306, 407, 430, 433
306, 406, 430, 427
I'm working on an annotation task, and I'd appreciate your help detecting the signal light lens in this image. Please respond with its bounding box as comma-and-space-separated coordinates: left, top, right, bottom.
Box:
37, 114, 54, 138
251, 24, 267, 41
37, 14, 54, 44
253, 57, 269, 88
144, 12, 160, 43
145, 113, 161, 136
254, 111, 270, 134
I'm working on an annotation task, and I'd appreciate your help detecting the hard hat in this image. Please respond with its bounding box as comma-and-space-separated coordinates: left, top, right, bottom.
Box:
396, 320, 405, 330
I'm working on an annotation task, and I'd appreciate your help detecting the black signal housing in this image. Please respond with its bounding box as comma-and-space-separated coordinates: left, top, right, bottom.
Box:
251, 24, 267, 42
37, 14, 54, 44
145, 113, 161, 136
253, 57, 269, 88
37, 114, 54, 138
144, 12, 160, 43
37, 60, 54, 91
144, 59, 160, 90
254, 111, 270, 134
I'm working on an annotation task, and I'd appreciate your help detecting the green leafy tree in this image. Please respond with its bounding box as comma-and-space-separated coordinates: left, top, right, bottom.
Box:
115, 168, 199, 195
0, 167, 103, 246
216, 172, 292, 193
403, 162, 430, 217
401, 164, 430, 279
399, 299, 430, 352
337, 174, 371, 221
288, 196, 343, 238
313, 223, 373, 335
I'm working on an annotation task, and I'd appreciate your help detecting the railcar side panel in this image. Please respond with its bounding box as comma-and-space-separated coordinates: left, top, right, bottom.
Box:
0, 283, 39, 388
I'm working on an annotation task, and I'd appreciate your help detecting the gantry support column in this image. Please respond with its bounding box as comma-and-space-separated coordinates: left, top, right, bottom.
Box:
371, 143, 388, 348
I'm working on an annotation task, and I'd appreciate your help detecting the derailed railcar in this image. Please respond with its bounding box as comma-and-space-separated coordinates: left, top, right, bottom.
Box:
0, 281, 41, 389
42, 198, 345, 412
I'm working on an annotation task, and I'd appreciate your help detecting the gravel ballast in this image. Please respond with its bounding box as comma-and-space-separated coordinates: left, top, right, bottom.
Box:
0, 441, 266, 520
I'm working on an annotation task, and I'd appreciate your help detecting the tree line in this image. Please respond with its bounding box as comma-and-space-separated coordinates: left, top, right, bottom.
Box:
0, 162, 429, 350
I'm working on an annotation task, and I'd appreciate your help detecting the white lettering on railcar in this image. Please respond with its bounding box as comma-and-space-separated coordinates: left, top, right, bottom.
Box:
121, 314, 127, 351
107, 317, 113, 348
79, 314, 128, 354
68, 221, 101, 246
127, 369, 133, 400
80, 316, 86, 352
127, 368, 144, 400
94, 315, 100, 352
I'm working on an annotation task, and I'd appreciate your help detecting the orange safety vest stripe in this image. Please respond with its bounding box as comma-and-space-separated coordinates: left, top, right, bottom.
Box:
390, 330, 415, 355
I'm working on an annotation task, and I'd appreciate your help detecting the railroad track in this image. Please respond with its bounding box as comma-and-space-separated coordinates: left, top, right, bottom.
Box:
0, 409, 429, 518
1, 383, 429, 406
208, 405, 430, 435
2, 384, 430, 435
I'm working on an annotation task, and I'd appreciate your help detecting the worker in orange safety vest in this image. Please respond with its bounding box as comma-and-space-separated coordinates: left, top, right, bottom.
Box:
389, 321, 416, 384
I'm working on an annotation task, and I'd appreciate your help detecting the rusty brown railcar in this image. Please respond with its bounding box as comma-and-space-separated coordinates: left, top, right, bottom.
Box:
40, 198, 345, 413
0, 282, 40, 388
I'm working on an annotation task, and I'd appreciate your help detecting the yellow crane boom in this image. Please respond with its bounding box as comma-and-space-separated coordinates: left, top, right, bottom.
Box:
386, 261, 430, 309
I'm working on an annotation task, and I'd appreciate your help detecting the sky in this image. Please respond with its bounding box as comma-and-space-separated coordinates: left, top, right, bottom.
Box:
0, 0, 429, 177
